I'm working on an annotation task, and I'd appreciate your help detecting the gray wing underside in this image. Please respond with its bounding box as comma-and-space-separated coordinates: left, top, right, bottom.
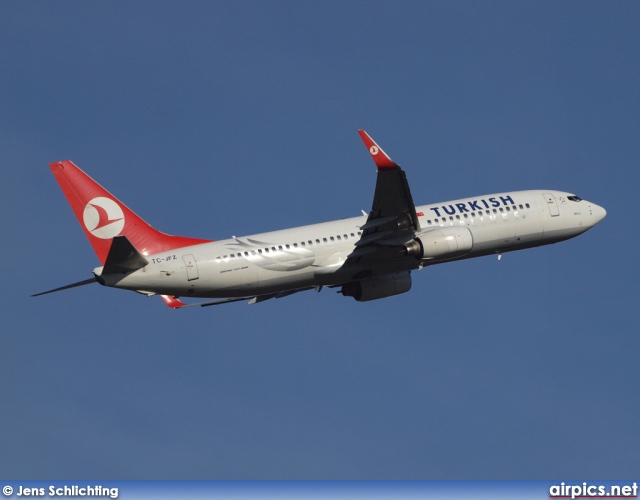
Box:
343, 132, 422, 275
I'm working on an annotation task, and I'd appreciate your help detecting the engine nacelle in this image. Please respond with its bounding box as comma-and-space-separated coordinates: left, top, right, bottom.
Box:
405, 226, 474, 261
341, 272, 412, 302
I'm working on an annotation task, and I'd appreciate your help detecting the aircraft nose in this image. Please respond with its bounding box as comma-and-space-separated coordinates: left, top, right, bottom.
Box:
590, 203, 607, 225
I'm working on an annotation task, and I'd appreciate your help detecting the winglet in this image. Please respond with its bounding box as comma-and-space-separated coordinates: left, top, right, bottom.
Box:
357, 130, 398, 170
161, 295, 187, 309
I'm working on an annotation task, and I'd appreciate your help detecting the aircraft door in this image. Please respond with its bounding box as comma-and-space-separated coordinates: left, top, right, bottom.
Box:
183, 254, 199, 281
543, 193, 559, 217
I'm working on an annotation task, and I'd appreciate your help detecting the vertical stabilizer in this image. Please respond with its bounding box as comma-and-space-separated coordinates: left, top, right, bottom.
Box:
49, 161, 212, 264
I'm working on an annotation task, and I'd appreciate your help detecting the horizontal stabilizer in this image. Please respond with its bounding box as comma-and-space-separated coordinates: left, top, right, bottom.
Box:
102, 236, 149, 274
32, 277, 97, 297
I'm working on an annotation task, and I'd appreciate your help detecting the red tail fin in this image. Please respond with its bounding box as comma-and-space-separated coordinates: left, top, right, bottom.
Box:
50, 161, 212, 264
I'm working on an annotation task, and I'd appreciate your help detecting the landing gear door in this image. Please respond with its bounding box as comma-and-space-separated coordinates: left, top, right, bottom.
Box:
543, 193, 559, 217
183, 254, 199, 281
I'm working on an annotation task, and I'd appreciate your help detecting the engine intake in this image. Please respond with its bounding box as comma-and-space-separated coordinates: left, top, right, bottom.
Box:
405, 226, 473, 260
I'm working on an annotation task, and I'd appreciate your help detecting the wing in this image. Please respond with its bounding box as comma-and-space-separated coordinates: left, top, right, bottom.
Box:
160, 287, 317, 309
160, 295, 251, 308
344, 131, 422, 275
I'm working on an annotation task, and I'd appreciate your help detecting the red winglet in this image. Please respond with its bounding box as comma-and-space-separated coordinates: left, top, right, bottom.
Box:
357, 130, 398, 170
160, 295, 187, 309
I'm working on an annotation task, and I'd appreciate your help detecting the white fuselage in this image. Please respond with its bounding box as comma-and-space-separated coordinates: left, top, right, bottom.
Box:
99, 190, 606, 299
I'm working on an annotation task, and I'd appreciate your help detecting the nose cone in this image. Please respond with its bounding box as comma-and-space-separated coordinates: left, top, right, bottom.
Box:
593, 203, 607, 224
588, 202, 607, 227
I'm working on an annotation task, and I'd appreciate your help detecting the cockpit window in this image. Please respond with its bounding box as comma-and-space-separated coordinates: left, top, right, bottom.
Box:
568, 195, 582, 202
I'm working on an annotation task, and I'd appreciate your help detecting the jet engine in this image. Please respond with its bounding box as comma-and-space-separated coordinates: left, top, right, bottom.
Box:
341, 271, 412, 302
404, 226, 473, 261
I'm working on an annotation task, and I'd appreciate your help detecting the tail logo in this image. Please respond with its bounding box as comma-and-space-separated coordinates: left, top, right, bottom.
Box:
83, 197, 125, 239
369, 146, 379, 155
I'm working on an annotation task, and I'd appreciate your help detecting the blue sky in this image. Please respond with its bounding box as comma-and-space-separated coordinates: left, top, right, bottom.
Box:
1, 1, 638, 479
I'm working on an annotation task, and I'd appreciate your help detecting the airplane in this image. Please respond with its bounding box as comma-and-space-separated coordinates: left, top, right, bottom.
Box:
33, 130, 606, 308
